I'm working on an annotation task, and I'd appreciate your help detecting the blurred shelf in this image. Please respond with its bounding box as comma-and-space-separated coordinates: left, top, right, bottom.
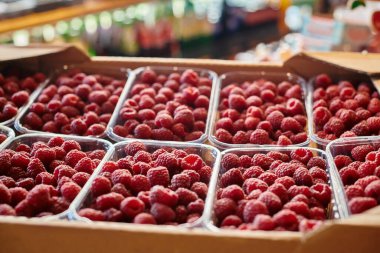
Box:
0, 0, 146, 34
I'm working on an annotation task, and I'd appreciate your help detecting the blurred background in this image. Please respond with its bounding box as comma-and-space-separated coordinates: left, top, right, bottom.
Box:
0, 0, 379, 61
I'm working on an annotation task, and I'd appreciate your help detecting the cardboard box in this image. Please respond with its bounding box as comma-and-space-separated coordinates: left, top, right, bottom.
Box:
0, 45, 379, 253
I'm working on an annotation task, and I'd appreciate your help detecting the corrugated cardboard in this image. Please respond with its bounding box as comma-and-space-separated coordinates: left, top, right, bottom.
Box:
0, 45, 379, 253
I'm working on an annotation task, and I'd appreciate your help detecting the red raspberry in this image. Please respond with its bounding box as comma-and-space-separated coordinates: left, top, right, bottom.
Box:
283, 201, 310, 217
180, 154, 203, 171
355, 175, 379, 189
358, 161, 377, 177
221, 185, 245, 201
147, 166, 170, 187
119, 196, 145, 218
243, 199, 268, 223
243, 178, 268, 194
286, 98, 305, 116
349, 197, 377, 214
88, 150, 106, 160
96, 192, 124, 210
309, 167, 328, 183
311, 183, 331, 206
102, 161, 119, 174
0, 184, 11, 204
133, 213, 157, 224
345, 185, 364, 200
247, 189, 262, 200
26, 184, 52, 211
151, 128, 174, 141
307, 157, 327, 169
351, 145, 375, 162
242, 166, 264, 180
117, 157, 133, 171
124, 141, 146, 156
61, 182, 81, 202
176, 187, 198, 206
27, 158, 46, 178
228, 94, 246, 111
368, 98, 380, 114
334, 155, 353, 169
288, 185, 312, 198
34, 148, 56, 165
252, 153, 274, 170
238, 155, 253, 168
220, 168, 243, 187
268, 183, 289, 204
112, 183, 131, 197
364, 180, 380, 202
0, 204, 16, 216
249, 129, 270, 144
103, 208, 123, 222
91, 176, 111, 197
11, 91, 29, 107
150, 185, 178, 207
273, 209, 299, 231
111, 169, 132, 187
171, 174, 191, 190
131, 162, 150, 175
313, 107, 332, 127
187, 199, 204, 214
71, 172, 90, 187
351, 121, 370, 136
24, 112, 43, 129
275, 163, 297, 178
0, 176, 16, 188
277, 135, 293, 145
214, 198, 237, 220
258, 172, 278, 186
61, 140, 81, 152
315, 74, 332, 88
367, 117, 380, 133
216, 118, 234, 132
257, 191, 282, 214
220, 215, 243, 227
150, 203, 175, 224
35, 172, 54, 185
155, 152, 178, 171
15, 200, 33, 217
252, 214, 275, 231
293, 168, 313, 186
215, 128, 233, 143
221, 153, 240, 171
291, 194, 309, 205
65, 150, 87, 167
74, 157, 96, 174
130, 175, 150, 194
281, 117, 303, 133
16, 178, 35, 190
266, 111, 284, 129
339, 167, 359, 185
290, 149, 313, 165
133, 124, 152, 139
174, 205, 187, 224
9, 187, 27, 206
173, 109, 194, 127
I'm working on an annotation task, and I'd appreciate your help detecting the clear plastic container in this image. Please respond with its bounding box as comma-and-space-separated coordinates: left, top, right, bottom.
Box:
204, 147, 343, 232
0, 133, 114, 220
106, 66, 218, 143
0, 71, 48, 127
326, 136, 380, 218
0, 125, 15, 148
208, 71, 310, 149
70, 139, 221, 228
14, 64, 130, 138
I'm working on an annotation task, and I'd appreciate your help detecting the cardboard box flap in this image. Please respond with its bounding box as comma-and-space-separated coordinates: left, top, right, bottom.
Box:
284, 52, 374, 83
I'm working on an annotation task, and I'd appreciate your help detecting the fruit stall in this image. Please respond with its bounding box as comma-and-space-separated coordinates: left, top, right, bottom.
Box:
0, 45, 378, 253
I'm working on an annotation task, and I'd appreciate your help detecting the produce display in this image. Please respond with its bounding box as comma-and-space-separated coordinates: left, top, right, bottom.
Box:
312, 74, 380, 142
212, 75, 308, 146
213, 148, 332, 232
77, 141, 215, 225
0, 70, 45, 124
111, 68, 214, 142
0, 135, 110, 217
17, 69, 126, 137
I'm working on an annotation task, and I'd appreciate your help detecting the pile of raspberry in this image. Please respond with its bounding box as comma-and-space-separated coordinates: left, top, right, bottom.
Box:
312, 74, 380, 140
0, 136, 106, 217
334, 144, 380, 214
21, 71, 125, 136
214, 78, 307, 145
0, 70, 45, 123
214, 149, 331, 232
78, 141, 211, 225
113, 69, 212, 141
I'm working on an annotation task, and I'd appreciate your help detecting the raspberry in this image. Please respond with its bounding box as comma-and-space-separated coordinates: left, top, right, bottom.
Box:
150, 203, 175, 224
355, 175, 379, 189
228, 94, 246, 111
339, 167, 359, 185
220, 168, 244, 187
252, 153, 274, 170
171, 174, 191, 190
252, 214, 275, 231
243, 199, 268, 223
334, 155, 353, 169
243, 178, 268, 194
257, 191, 282, 214
345, 185, 364, 200
351, 145, 375, 161
27, 158, 46, 178
16, 178, 35, 190
61, 140, 81, 152
288, 185, 312, 199
221, 215, 243, 227
249, 129, 270, 144
352, 121, 370, 136
133, 213, 157, 224
367, 117, 380, 133
176, 187, 198, 205
221, 185, 245, 201
79, 208, 105, 221
26, 184, 52, 211
151, 128, 174, 141
190, 182, 207, 200
34, 148, 56, 165
130, 175, 150, 194
293, 168, 313, 186
290, 149, 313, 165
214, 198, 237, 220
71, 172, 90, 187
309, 167, 328, 183
273, 209, 299, 231
313, 107, 332, 127
132, 162, 150, 175
9, 187, 27, 206
232, 131, 249, 144
95, 192, 124, 211
35, 172, 54, 185
286, 98, 305, 116
150, 185, 178, 207
147, 166, 170, 187
0, 204, 16, 216
364, 180, 380, 202
124, 141, 146, 156
307, 157, 326, 169
268, 183, 288, 204
111, 169, 132, 187
281, 117, 303, 133
349, 197, 377, 214
187, 199, 204, 214
0, 176, 16, 188
111, 183, 131, 197
61, 182, 81, 202
215, 128, 232, 143
91, 176, 111, 197
311, 183, 331, 206
242, 166, 264, 180
275, 163, 297, 178
283, 201, 310, 217
258, 172, 278, 186
238, 155, 253, 168
120, 197, 145, 218
368, 98, 380, 114
180, 154, 203, 172
102, 161, 119, 173
88, 150, 106, 160
0, 184, 11, 204
65, 150, 87, 167
74, 157, 96, 174
155, 152, 178, 171
358, 161, 377, 177
266, 111, 284, 129
14, 199, 33, 217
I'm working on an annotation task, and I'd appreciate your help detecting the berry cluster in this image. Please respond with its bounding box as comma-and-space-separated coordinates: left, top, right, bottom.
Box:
312, 74, 380, 140
214, 149, 331, 232
113, 69, 212, 141
214, 78, 307, 145
78, 141, 211, 225
0, 136, 106, 217
0, 70, 45, 123
333, 144, 380, 214
21, 70, 125, 136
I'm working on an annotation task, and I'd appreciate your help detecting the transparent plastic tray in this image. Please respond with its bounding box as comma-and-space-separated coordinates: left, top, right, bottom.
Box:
14, 64, 130, 138
106, 66, 218, 143
204, 147, 343, 232
326, 136, 380, 218
0, 133, 114, 221
0, 71, 48, 127
70, 139, 221, 228
307, 77, 378, 150
0, 125, 15, 148
208, 71, 310, 150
